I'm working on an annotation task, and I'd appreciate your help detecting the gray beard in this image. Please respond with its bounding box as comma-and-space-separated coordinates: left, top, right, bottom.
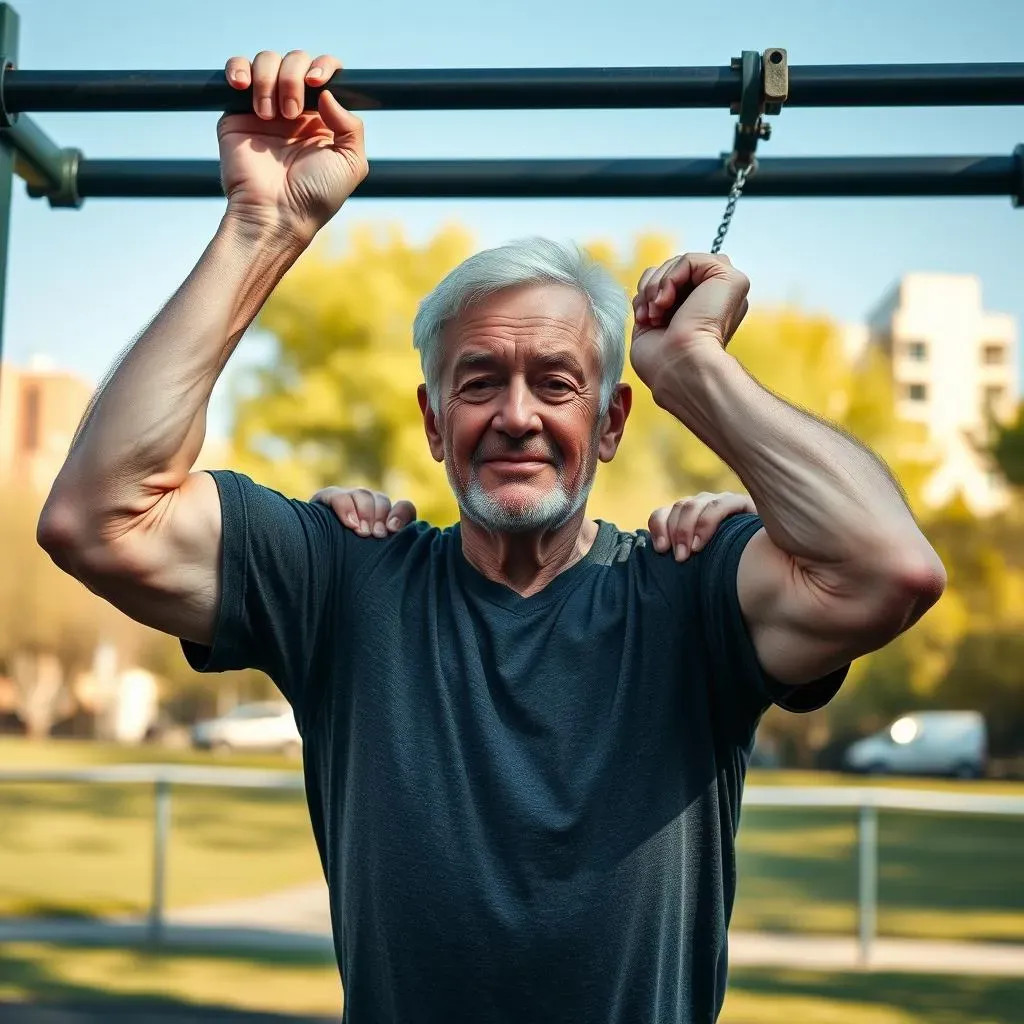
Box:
446, 429, 600, 534
458, 471, 595, 533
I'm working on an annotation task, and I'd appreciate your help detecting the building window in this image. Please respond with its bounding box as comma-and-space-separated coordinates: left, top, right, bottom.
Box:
20, 385, 40, 453
904, 341, 928, 362
983, 385, 1006, 410
982, 343, 1006, 365
902, 383, 928, 402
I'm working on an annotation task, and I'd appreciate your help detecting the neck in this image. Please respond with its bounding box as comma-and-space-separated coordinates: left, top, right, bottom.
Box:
459, 508, 599, 597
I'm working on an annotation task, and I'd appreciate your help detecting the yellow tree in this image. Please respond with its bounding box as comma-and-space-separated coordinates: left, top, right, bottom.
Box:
231, 223, 472, 525
232, 225, 933, 534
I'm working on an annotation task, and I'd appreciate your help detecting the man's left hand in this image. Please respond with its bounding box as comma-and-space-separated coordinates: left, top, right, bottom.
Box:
629, 253, 750, 400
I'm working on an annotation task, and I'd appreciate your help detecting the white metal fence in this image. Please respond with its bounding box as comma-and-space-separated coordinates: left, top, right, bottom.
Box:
2, 765, 1022, 962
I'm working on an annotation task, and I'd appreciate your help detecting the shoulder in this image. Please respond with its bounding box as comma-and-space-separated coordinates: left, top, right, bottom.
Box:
590, 519, 697, 608
594, 513, 766, 607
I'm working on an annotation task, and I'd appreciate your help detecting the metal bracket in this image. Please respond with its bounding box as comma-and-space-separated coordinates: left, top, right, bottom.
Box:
1013, 144, 1024, 209
0, 59, 15, 128
723, 47, 788, 176
24, 146, 83, 208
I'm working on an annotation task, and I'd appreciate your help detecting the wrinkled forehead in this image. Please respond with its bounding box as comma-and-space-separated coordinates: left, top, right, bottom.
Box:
440, 282, 601, 378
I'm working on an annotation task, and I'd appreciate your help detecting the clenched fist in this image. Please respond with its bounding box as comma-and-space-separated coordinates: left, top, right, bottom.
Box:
219, 51, 368, 243
630, 253, 750, 401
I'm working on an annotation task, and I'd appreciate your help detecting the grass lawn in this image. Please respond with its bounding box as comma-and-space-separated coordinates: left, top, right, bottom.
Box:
1, 739, 1022, 943
0, 738, 322, 919
0, 942, 1020, 1024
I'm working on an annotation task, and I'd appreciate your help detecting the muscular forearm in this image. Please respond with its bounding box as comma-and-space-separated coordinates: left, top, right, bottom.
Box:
655, 346, 930, 577
46, 213, 306, 534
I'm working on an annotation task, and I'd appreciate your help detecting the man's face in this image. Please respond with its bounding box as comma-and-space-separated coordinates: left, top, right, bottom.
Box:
421, 282, 625, 533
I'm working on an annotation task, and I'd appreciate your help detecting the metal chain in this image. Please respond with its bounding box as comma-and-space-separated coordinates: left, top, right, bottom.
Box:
710, 164, 750, 254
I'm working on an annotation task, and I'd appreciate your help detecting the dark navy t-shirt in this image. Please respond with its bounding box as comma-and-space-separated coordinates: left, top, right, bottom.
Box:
183, 470, 845, 1023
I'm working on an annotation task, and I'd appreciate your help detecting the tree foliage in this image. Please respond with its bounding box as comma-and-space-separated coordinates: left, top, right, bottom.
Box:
987, 400, 1024, 487
232, 225, 934, 533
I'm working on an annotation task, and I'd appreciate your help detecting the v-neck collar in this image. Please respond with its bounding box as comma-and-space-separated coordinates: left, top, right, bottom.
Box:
452, 520, 617, 613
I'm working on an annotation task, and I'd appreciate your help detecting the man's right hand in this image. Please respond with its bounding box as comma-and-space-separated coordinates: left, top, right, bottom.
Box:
310, 487, 418, 538
220, 51, 368, 243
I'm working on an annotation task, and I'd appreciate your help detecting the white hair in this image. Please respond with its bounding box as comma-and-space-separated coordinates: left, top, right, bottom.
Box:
412, 237, 629, 414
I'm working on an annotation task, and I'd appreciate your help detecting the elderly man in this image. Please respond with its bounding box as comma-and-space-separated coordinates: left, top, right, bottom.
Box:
39, 50, 945, 1024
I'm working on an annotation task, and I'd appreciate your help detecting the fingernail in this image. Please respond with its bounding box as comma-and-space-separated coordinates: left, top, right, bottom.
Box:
372, 522, 387, 538
283, 99, 300, 119
653, 535, 667, 552
674, 543, 687, 561
359, 520, 369, 535
231, 70, 248, 84
387, 517, 400, 530
257, 97, 273, 118
307, 67, 324, 80
346, 514, 358, 527
691, 537, 702, 552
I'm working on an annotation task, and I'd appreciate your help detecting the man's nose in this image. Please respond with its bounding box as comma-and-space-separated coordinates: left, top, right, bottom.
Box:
492, 378, 542, 437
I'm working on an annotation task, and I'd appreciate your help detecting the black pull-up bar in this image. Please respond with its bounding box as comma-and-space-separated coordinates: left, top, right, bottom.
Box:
1, 0, 1023, 370
42, 153, 1023, 202
3, 63, 1024, 114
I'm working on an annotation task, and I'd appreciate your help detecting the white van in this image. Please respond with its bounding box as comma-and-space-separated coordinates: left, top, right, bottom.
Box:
191, 701, 302, 757
843, 710, 987, 779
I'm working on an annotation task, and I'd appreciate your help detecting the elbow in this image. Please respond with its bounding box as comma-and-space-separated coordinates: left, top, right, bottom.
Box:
882, 542, 947, 632
37, 494, 82, 562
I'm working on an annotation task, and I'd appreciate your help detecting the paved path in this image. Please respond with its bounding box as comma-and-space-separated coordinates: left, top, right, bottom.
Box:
2, 882, 1023, 977
2, 880, 1024, 974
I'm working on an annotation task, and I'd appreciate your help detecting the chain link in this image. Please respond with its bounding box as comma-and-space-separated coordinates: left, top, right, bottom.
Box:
710, 164, 750, 255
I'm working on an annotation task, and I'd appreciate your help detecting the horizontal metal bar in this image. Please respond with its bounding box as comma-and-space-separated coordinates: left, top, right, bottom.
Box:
0, 112, 63, 188
3, 767, 1023, 815
4, 63, 1024, 113
26, 154, 1019, 201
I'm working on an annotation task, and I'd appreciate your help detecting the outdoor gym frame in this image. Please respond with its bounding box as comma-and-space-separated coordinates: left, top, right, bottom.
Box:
1, 0, 1023, 361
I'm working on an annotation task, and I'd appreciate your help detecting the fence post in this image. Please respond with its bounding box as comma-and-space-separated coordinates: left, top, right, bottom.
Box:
148, 777, 172, 944
857, 802, 878, 967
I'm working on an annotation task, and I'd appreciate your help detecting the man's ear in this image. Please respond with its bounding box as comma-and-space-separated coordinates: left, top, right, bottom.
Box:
598, 383, 632, 462
418, 384, 445, 463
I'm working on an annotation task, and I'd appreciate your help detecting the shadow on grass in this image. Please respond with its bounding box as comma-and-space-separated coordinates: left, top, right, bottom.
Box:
9, 902, 107, 921
726, 967, 1023, 1024
0, 942, 338, 1023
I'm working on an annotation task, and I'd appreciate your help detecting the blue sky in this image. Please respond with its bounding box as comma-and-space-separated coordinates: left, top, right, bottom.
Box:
3, 0, 1023, 439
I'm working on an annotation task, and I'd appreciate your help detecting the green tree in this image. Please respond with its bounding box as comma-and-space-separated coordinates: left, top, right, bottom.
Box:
233, 227, 934, 534
987, 400, 1024, 486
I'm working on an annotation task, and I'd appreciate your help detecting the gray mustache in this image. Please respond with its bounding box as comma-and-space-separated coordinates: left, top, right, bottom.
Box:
472, 439, 563, 469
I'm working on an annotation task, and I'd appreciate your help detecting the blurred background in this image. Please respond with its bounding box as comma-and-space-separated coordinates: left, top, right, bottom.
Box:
1, 0, 1022, 1021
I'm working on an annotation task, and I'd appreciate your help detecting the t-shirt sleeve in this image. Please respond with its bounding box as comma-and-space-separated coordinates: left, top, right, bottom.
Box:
180, 469, 347, 724
695, 512, 848, 742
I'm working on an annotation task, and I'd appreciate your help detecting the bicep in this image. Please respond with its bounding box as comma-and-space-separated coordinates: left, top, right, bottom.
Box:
736, 527, 887, 686
63, 471, 223, 646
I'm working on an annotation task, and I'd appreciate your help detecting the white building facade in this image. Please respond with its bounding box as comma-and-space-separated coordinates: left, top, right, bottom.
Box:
864, 274, 1018, 517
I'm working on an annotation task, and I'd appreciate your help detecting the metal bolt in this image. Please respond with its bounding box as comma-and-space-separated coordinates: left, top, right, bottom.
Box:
758, 121, 772, 140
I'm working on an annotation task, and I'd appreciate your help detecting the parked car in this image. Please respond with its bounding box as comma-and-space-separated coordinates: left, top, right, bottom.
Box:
842, 710, 987, 779
191, 701, 302, 756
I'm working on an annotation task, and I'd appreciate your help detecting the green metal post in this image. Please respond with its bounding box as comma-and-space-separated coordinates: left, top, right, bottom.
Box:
0, 3, 20, 369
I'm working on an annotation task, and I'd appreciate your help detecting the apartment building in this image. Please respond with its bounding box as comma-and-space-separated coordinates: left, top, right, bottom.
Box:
0, 357, 93, 494
864, 274, 1018, 516
0, 357, 229, 494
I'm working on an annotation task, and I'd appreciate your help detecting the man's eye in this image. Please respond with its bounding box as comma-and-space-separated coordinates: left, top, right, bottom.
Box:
464, 379, 497, 391
541, 379, 572, 393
